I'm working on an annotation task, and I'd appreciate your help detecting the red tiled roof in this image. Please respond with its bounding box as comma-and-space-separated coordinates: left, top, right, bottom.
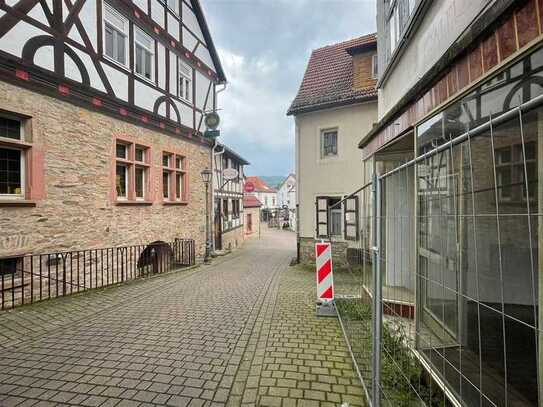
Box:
243, 195, 262, 208
245, 176, 276, 193
287, 33, 377, 115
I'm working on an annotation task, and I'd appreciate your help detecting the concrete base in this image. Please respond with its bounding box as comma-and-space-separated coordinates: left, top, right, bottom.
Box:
316, 300, 337, 318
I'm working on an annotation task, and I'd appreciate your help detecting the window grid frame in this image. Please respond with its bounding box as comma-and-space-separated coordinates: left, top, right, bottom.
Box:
115, 139, 151, 203
162, 151, 188, 204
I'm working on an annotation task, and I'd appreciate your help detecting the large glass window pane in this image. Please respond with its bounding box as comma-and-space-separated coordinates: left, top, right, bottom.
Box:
0, 117, 21, 140
163, 171, 170, 199
116, 31, 126, 65
176, 173, 183, 200
0, 147, 22, 195
116, 143, 127, 159
135, 167, 145, 199
116, 164, 127, 198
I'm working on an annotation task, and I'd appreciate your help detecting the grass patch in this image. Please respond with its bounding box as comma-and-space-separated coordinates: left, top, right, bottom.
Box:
336, 299, 448, 407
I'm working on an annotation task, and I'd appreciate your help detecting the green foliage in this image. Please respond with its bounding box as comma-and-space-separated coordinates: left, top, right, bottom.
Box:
336, 299, 447, 407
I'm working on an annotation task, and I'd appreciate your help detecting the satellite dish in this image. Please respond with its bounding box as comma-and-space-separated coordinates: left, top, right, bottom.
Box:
223, 168, 239, 180
204, 112, 221, 130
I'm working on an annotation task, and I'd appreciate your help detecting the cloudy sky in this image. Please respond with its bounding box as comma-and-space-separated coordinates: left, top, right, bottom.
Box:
201, 0, 377, 176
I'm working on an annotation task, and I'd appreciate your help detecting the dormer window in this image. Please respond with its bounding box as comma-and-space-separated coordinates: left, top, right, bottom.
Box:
178, 60, 192, 103
372, 54, 378, 79
135, 27, 154, 81
104, 4, 128, 66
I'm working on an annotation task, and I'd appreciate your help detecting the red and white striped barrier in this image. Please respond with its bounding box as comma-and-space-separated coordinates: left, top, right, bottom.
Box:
315, 242, 334, 301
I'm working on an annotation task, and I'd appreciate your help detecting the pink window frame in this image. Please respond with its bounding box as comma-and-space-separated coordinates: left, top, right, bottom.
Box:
161, 150, 189, 205
113, 136, 152, 205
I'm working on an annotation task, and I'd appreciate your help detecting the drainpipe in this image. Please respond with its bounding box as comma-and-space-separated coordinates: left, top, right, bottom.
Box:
209, 82, 227, 254
211, 141, 225, 253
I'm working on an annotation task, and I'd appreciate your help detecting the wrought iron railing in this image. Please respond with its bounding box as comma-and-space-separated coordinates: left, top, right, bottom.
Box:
0, 238, 195, 310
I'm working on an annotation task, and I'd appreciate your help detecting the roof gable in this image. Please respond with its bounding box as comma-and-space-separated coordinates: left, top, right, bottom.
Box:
243, 195, 262, 208
191, 0, 226, 83
246, 176, 276, 193
287, 33, 377, 115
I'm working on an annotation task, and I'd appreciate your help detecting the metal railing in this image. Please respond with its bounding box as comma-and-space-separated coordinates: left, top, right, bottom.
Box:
0, 238, 195, 310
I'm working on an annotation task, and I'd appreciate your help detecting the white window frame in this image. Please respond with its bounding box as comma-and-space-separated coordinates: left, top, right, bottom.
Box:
134, 26, 154, 82
372, 54, 378, 79
0, 116, 25, 200
166, 0, 179, 16
320, 128, 339, 159
178, 59, 192, 103
103, 3, 129, 68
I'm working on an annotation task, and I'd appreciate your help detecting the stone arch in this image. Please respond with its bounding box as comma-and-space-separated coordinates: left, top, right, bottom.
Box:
137, 241, 173, 275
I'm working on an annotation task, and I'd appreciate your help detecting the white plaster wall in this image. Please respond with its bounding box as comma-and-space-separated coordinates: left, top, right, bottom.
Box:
379, 0, 490, 119
296, 102, 378, 239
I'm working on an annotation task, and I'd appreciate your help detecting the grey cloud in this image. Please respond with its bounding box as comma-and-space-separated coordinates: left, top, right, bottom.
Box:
201, 0, 376, 175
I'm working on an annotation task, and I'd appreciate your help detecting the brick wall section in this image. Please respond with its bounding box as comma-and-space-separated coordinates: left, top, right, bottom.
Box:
363, 0, 543, 158
352, 52, 377, 90
0, 81, 210, 258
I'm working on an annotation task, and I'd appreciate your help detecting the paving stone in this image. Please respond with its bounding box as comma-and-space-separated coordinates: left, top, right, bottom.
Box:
0, 230, 365, 407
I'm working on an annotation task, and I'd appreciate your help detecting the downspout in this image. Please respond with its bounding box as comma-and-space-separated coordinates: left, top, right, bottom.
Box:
212, 141, 225, 253
210, 82, 227, 254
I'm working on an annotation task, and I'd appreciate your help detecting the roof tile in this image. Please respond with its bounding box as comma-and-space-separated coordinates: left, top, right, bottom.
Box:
288, 33, 377, 115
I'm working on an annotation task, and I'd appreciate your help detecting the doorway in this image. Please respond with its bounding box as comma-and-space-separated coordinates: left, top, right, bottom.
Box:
247, 213, 252, 233
214, 200, 222, 250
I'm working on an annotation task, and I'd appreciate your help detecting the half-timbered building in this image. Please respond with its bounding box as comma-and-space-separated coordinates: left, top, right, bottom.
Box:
212, 143, 248, 252
0, 0, 225, 265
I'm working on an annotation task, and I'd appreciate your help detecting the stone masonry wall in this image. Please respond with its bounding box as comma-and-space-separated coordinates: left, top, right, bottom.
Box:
221, 226, 244, 251
0, 81, 210, 259
299, 237, 349, 268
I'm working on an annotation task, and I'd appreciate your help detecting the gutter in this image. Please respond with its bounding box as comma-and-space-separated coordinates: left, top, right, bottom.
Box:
287, 94, 377, 117
210, 83, 227, 253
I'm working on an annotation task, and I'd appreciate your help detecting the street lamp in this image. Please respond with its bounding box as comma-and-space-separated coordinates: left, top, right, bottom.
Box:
200, 169, 212, 263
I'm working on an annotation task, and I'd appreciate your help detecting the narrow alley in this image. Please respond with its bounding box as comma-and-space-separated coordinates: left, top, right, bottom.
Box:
0, 229, 363, 407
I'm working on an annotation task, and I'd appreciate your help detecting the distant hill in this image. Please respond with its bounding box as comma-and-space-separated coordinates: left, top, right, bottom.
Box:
258, 176, 286, 190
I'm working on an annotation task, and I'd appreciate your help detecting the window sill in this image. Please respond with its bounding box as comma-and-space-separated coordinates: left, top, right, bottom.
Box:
0, 199, 36, 207
163, 200, 188, 205
115, 200, 153, 206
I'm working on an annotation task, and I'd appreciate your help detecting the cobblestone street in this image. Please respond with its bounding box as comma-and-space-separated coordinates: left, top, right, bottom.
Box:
0, 229, 363, 407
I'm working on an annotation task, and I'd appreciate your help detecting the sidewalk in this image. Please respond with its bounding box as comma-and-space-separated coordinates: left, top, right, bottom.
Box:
0, 229, 365, 407
228, 264, 365, 407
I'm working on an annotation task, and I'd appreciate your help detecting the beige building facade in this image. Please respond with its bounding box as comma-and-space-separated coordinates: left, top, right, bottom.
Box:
288, 34, 378, 265
243, 195, 262, 239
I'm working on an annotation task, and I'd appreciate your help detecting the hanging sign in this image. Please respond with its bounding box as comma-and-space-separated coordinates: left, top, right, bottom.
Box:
223, 168, 239, 180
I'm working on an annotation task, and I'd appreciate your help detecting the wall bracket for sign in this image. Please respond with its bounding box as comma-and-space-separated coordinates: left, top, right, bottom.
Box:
219, 168, 239, 191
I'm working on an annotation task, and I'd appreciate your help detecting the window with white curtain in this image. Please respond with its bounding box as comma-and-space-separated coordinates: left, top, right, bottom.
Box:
134, 27, 154, 81
178, 60, 192, 102
104, 4, 128, 66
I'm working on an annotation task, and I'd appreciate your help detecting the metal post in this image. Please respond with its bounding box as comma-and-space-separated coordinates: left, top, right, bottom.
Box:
371, 174, 382, 407
204, 182, 211, 263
